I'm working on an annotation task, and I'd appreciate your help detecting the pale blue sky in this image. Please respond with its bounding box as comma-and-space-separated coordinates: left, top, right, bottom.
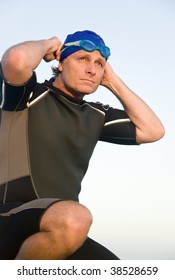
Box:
0, 0, 175, 259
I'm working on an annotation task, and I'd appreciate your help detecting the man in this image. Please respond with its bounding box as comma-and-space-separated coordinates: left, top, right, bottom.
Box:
0, 30, 164, 260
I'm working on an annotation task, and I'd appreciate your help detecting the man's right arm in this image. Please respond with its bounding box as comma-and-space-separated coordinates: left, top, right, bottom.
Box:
1, 37, 62, 85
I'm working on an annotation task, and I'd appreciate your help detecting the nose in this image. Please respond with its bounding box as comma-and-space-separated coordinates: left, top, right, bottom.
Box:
85, 62, 96, 75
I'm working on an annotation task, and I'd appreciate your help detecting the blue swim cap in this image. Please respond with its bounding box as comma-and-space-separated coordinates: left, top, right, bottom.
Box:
60, 30, 108, 61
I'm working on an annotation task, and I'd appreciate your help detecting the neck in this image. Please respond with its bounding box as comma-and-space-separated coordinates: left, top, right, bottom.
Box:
53, 76, 84, 100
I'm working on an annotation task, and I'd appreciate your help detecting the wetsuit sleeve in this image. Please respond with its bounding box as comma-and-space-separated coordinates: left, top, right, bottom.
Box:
89, 102, 138, 145
0, 64, 37, 111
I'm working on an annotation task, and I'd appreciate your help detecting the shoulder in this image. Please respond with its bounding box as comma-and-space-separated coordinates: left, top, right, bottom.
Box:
87, 101, 110, 112
86, 101, 128, 119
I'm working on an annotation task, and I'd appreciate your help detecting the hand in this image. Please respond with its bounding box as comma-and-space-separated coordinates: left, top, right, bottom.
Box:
100, 62, 116, 89
43, 37, 63, 62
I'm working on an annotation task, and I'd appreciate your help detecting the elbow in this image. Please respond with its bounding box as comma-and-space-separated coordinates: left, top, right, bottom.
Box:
2, 48, 27, 73
1, 47, 31, 84
136, 122, 165, 144
153, 123, 165, 141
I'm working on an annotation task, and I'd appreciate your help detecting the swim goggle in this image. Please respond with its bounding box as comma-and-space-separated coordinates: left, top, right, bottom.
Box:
61, 40, 111, 59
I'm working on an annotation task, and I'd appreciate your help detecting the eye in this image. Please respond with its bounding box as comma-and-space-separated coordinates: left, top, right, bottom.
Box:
96, 60, 104, 67
79, 56, 87, 61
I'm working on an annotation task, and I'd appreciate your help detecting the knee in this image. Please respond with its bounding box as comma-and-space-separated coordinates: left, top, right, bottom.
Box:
65, 202, 93, 238
40, 200, 93, 248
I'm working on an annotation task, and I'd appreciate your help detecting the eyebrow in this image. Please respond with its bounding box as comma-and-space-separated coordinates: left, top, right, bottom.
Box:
76, 51, 106, 62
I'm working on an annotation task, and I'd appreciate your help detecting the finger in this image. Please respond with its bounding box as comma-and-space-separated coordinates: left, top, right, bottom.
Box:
43, 53, 56, 62
53, 51, 60, 61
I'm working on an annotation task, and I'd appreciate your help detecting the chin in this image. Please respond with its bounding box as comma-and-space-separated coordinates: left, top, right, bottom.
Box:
83, 91, 95, 96
82, 86, 98, 95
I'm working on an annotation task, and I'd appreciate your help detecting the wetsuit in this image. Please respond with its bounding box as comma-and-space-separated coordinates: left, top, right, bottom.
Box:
0, 68, 137, 259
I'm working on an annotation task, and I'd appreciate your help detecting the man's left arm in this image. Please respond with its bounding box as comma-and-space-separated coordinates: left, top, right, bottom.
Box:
101, 62, 165, 144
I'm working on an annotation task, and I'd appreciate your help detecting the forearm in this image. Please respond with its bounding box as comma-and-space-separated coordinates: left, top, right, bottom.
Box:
102, 64, 165, 144
1, 37, 61, 85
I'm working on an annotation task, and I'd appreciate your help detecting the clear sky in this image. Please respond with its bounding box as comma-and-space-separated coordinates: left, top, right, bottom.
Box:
0, 0, 175, 259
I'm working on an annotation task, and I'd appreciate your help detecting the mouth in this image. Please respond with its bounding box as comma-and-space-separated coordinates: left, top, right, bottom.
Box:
80, 79, 95, 84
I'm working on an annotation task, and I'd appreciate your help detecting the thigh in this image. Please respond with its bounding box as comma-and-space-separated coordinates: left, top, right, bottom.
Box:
0, 198, 62, 260
0, 208, 44, 260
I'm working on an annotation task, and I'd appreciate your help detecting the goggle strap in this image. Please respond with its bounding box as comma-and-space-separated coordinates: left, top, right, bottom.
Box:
65, 41, 81, 47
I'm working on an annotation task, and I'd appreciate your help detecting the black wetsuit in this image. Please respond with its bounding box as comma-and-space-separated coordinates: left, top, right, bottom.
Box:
0, 68, 137, 259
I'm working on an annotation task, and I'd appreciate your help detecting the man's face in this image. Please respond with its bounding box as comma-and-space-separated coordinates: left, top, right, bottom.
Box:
57, 50, 106, 99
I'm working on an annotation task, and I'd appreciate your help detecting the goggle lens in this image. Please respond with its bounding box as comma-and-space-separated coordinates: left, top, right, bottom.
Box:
64, 40, 110, 59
